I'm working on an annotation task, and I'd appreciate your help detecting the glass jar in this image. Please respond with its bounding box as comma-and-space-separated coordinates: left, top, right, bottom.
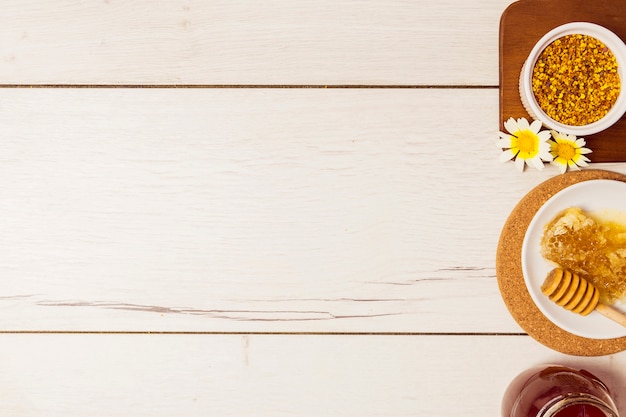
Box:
502, 365, 619, 417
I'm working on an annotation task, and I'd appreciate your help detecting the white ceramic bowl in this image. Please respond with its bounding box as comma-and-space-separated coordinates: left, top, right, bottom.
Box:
521, 179, 626, 339
519, 22, 626, 136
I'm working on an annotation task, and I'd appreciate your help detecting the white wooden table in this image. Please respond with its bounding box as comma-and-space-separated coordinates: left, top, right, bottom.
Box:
2, 1, 626, 416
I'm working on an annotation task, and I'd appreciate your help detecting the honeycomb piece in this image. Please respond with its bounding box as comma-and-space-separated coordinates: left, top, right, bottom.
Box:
540, 207, 626, 304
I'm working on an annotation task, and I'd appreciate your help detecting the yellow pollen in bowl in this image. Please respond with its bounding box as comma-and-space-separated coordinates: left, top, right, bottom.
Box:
532, 34, 620, 126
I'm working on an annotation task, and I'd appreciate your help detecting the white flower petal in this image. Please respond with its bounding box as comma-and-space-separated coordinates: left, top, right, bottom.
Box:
550, 159, 568, 174
538, 130, 552, 141
568, 160, 581, 170
541, 151, 554, 162
514, 156, 525, 171
539, 141, 553, 161
579, 147, 592, 155
575, 138, 587, 147
499, 149, 516, 162
528, 156, 545, 170
529, 119, 543, 133
504, 118, 518, 134
576, 158, 589, 167
496, 138, 511, 148
517, 118, 530, 131
538, 141, 551, 152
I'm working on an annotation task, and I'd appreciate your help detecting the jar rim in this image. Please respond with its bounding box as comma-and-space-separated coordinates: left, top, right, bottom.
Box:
538, 394, 619, 417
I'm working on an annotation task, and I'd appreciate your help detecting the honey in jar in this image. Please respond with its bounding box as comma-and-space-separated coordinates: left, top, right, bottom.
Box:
502, 365, 619, 417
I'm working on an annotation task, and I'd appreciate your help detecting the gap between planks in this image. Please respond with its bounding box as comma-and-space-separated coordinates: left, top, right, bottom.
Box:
0, 331, 528, 336
0, 84, 500, 89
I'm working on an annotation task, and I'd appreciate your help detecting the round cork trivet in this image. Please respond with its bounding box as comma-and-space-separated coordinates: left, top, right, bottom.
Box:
496, 169, 626, 356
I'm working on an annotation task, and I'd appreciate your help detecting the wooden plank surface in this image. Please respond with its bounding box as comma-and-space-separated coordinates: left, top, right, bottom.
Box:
4, 1, 626, 417
0, 87, 548, 333
0, 334, 625, 417
0, 0, 512, 86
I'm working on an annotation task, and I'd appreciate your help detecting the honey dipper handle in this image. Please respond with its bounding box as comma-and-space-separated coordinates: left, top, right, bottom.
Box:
595, 303, 626, 328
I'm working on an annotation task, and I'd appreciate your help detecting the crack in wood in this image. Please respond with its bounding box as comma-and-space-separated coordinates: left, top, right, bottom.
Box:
34, 299, 400, 321
0, 294, 37, 300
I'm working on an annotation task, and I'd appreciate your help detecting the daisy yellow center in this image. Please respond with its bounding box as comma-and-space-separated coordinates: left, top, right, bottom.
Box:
555, 141, 576, 160
513, 130, 538, 156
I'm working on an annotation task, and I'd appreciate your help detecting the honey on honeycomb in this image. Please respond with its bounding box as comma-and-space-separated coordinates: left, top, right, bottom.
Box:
540, 207, 626, 304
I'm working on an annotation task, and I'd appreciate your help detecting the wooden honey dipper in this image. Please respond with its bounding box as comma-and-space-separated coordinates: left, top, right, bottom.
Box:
541, 268, 626, 328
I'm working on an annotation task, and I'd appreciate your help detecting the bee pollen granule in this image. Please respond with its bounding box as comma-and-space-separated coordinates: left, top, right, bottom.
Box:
532, 34, 621, 126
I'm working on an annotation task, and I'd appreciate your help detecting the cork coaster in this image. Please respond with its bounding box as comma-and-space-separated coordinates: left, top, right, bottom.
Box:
496, 169, 626, 356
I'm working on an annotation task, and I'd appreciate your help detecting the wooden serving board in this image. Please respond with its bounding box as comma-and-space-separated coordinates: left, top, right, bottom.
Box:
500, 0, 626, 162
496, 169, 626, 356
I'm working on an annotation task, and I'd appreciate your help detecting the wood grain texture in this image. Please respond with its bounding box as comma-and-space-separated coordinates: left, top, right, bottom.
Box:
4, 2, 626, 416
0, 334, 624, 417
2, 87, 624, 333
0, 87, 550, 333
0, 0, 512, 85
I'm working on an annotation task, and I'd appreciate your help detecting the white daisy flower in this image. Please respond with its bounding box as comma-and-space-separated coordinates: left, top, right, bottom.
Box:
549, 131, 592, 174
497, 117, 553, 171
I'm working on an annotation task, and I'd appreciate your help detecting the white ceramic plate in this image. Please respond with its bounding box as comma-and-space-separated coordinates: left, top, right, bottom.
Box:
522, 179, 626, 339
